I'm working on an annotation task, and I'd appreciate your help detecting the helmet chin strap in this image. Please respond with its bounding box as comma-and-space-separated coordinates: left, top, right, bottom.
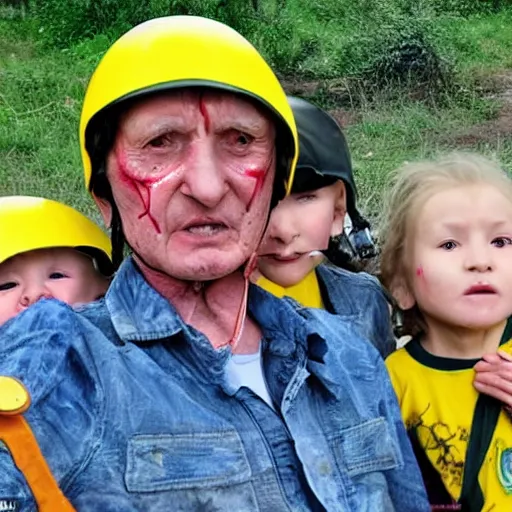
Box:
228, 251, 258, 350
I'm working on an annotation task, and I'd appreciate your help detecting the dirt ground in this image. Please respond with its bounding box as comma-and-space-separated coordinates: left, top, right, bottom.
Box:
453, 72, 512, 146
282, 72, 512, 141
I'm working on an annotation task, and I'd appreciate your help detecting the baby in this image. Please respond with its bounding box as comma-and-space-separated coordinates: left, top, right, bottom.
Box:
0, 196, 112, 325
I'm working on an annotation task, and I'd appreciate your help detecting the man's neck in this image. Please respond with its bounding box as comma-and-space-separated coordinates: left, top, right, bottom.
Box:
134, 256, 261, 353
422, 317, 508, 359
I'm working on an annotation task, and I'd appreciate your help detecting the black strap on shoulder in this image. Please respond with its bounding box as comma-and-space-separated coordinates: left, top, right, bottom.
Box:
457, 317, 512, 510
458, 393, 502, 511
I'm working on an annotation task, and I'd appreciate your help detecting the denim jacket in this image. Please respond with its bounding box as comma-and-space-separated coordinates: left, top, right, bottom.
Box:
316, 264, 396, 359
0, 258, 429, 511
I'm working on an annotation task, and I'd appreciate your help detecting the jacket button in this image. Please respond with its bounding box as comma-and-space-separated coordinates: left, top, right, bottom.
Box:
0, 376, 31, 415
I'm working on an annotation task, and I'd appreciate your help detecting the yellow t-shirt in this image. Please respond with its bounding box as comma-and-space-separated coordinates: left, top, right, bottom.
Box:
386, 323, 512, 511
257, 270, 324, 309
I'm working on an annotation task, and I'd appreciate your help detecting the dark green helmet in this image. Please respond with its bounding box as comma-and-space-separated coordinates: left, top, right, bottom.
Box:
288, 95, 377, 263
287, 95, 359, 222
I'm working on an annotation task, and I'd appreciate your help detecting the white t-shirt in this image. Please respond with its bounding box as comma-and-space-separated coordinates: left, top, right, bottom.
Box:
225, 346, 274, 409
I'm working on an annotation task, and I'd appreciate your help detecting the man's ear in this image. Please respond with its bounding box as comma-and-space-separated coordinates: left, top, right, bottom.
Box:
391, 276, 416, 310
330, 181, 347, 237
93, 193, 113, 228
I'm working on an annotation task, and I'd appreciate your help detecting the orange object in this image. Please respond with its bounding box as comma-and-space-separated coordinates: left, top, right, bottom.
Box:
0, 377, 75, 511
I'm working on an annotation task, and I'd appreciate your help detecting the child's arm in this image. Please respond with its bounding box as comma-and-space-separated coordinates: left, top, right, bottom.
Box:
473, 351, 512, 412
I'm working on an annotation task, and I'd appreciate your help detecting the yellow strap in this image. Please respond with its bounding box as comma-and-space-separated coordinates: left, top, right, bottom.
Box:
0, 376, 75, 511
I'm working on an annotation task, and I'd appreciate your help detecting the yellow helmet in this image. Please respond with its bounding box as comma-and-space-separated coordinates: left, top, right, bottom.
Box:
80, 15, 297, 198
0, 196, 113, 275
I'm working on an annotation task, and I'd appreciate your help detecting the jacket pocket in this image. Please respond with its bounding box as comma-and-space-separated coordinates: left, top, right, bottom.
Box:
125, 430, 252, 492
333, 417, 402, 477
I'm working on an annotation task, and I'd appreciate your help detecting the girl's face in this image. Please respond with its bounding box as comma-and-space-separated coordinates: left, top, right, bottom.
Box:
399, 183, 512, 331
257, 181, 346, 287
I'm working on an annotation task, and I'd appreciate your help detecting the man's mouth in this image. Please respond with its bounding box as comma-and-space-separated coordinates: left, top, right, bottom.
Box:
464, 284, 497, 295
184, 221, 228, 236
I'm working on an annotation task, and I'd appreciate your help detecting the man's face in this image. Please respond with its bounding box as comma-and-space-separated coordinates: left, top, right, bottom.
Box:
102, 90, 276, 281
258, 181, 345, 287
0, 248, 109, 325
403, 183, 512, 330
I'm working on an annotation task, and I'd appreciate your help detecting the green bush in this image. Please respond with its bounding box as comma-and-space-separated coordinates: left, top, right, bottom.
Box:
358, 14, 452, 97
428, 0, 512, 16
31, 0, 218, 48
29, 0, 458, 102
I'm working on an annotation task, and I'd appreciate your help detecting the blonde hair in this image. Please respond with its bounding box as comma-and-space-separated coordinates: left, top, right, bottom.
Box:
380, 152, 512, 336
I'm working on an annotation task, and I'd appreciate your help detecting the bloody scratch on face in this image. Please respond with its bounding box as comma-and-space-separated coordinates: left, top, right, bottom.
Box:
116, 151, 162, 234
416, 265, 424, 278
198, 95, 210, 134
243, 157, 273, 212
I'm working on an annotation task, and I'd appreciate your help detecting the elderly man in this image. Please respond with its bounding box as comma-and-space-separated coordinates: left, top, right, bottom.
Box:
0, 16, 429, 511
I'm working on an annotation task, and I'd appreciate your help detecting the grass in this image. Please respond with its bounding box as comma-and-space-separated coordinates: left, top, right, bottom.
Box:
1, 6, 512, 225
0, 18, 108, 221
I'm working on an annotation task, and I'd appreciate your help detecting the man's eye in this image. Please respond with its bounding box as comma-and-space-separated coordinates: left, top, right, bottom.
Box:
439, 240, 457, 250
0, 281, 17, 291
49, 272, 67, 280
148, 137, 165, 147
492, 237, 512, 248
236, 133, 251, 145
146, 133, 179, 149
228, 131, 254, 149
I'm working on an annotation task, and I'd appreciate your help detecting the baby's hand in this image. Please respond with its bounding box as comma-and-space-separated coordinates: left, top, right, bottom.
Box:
473, 351, 512, 410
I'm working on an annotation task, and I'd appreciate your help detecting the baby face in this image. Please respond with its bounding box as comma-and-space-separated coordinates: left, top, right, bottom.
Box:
0, 247, 109, 325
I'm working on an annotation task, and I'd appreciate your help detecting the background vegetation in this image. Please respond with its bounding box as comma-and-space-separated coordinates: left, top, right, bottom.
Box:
1, 0, 512, 221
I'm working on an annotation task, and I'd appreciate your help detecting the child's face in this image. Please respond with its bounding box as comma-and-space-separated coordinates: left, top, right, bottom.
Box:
401, 183, 512, 330
0, 247, 109, 325
257, 181, 345, 287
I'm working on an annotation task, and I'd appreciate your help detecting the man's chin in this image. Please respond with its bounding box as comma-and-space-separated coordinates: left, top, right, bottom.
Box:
169, 253, 250, 282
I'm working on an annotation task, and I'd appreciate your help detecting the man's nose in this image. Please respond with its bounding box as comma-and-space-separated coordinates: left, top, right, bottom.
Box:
179, 140, 229, 208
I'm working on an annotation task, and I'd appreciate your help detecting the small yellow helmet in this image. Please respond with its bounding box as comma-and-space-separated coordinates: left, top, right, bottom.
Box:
80, 15, 297, 198
0, 196, 113, 275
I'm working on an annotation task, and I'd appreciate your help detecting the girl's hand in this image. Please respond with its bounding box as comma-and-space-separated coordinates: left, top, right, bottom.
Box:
473, 350, 512, 408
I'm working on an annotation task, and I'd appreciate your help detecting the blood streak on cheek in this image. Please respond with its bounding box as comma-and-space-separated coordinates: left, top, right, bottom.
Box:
198, 96, 210, 133
416, 265, 424, 278
243, 157, 274, 212
116, 153, 162, 234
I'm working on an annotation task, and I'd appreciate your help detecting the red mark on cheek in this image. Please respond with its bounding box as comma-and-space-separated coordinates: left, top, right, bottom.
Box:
244, 168, 265, 211
243, 157, 274, 212
199, 96, 210, 134
116, 152, 162, 234
416, 265, 424, 278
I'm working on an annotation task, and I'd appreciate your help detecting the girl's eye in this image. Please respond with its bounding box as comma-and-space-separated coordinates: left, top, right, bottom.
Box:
439, 240, 457, 251
0, 281, 17, 291
49, 272, 67, 280
492, 236, 512, 248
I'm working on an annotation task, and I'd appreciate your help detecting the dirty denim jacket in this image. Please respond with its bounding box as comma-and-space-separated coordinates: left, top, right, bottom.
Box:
0, 258, 429, 511
316, 264, 396, 359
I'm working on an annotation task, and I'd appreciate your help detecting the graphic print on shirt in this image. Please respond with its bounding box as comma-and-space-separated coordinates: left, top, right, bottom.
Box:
407, 403, 466, 505
496, 439, 512, 494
